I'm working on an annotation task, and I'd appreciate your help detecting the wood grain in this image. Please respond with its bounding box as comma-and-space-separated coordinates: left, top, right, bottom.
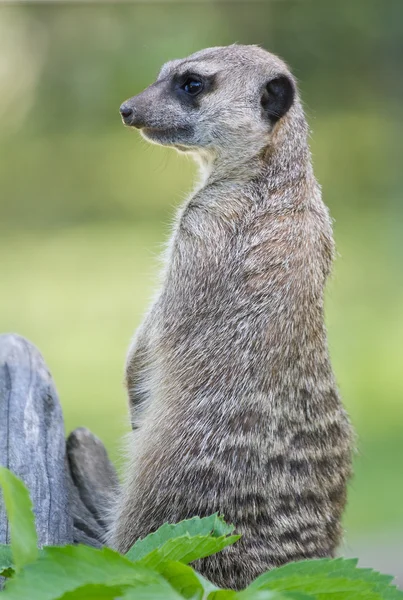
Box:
0, 333, 73, 547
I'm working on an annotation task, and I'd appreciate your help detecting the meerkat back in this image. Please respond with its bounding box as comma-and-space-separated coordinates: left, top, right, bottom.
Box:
112, 44, 354, 590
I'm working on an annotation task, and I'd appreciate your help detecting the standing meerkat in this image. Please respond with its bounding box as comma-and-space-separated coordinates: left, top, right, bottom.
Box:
112, 44, 354, 590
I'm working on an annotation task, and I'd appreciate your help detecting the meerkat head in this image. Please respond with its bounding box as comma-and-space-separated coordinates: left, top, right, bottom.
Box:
120, 45, 299, 170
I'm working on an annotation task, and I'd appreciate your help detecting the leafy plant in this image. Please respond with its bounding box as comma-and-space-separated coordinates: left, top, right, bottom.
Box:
0, 467, 401, 599
0, 467, 38, 573
0, 544, 13, 579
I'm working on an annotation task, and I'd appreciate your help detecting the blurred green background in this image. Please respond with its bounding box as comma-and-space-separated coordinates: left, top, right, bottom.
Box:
0, 0, 402, 572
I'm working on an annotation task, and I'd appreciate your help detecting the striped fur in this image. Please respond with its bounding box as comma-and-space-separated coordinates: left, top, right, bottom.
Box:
111, 45, 354, 590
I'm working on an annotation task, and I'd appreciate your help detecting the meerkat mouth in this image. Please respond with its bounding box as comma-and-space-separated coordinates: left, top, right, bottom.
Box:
142, 127, 163, 135
141, 126, 195, 147
142, 125, 192, 135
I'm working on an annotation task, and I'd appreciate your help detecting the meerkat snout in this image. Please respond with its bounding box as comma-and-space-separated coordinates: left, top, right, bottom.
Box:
119, 100, 146, 129
119, 103, 133, 123
119, 45, 297, 164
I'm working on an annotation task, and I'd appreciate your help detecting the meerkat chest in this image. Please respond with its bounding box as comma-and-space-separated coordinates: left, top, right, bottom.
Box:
171, 198, 243, 280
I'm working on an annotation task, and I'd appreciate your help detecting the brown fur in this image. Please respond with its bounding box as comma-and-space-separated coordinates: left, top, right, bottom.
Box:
111, 45, 354, 590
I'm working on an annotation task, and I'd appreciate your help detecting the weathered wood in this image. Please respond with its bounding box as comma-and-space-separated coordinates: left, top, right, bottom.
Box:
0, 332, 119, 569
0, 333, 73, 547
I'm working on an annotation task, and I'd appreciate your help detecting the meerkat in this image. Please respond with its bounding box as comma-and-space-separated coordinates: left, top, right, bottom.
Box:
112, 44, 354, 590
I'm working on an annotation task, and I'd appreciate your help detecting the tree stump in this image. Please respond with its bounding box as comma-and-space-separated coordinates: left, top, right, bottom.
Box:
0, 333, 73, 547
0, 333, 119, 574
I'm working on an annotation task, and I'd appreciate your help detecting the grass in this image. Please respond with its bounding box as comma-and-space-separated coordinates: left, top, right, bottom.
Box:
0, 221, 402, 539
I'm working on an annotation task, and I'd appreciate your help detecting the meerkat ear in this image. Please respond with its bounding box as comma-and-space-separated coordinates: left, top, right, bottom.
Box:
261, 75, 295, 123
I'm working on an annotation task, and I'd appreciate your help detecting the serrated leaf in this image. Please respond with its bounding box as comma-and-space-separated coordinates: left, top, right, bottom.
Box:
251, 557, 394, 588
0, 545, 162, 600
251, 558, 357, 584
0, 467, 38, 572
138, 534, 240, 568
265, 575, 384, 599
126, 514, 234, 562
249, 557, 403, 600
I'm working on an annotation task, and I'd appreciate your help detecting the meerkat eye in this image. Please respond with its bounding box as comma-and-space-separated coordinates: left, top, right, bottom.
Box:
181, 77, 204, 96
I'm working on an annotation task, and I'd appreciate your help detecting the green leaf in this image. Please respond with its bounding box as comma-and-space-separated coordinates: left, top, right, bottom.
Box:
0, 568, 15, 579
55, 583, 134, 599
277, 595, 317, 600
251, 558, 393, 588
264, 576, 384, 599
0, 544, 13, 573
0, 467, 38, 572
55, 581, 186, 600
126, 514, 234, 562
195, 570, 220, 596
207, 591, 237, 600
0, 545, 163, 600
239, 593, 314, 600
208, 591, 311, 600
249, 557, 403, 600
120, 582, 186, 600
138, 534, 240, 568
153, 559, 205, 599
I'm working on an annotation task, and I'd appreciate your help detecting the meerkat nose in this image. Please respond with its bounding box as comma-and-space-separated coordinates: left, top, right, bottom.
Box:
120, 103, 133, 122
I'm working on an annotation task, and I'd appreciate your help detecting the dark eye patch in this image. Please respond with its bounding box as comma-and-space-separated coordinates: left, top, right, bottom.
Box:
172, 71, 216, 107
